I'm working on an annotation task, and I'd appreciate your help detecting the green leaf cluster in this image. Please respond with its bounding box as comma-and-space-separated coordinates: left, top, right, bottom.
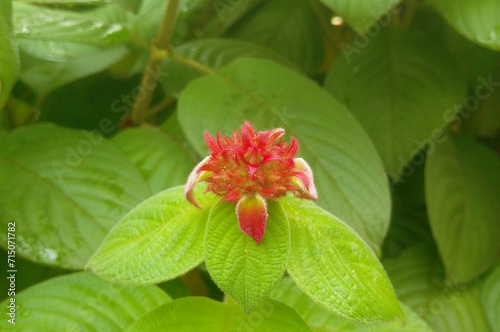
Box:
88, 187, 401, 322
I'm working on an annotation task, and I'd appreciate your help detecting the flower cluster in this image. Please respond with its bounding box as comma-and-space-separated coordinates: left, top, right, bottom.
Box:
185, 121, 317, 244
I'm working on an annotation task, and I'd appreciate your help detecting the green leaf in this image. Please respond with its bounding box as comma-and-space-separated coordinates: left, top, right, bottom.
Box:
13, 2, 132, 46
160, 110, 200, 161
481, 263, 500, 331
13, 2, 133, 61
433, 10, 500, 90
0, 0, 13, 26
134, 0, 167, 42
111, 127, 196, 194
0, 123, 150, 269
281, 196, 402, 324
136, 0, 213, 45
204, 200, 289, 313
425, 134, 500, 284
383, 197, 431, 259
384, 244, 491, 331
17, 39, 99, 62
37, 71, 136, 134
325, 27, 466, 178
318, 0, 401, 33
461, 69, 500, 137
271, 277, 433, 331
157, 278, 190, 299
383, 163, 432, 258
128, 297, 312, 332
0, 249, 70, 301
20, 45, 128, 95
178, 57, 390, 253
226, 0, 324, 75
0, 0, 20, 109
429, 0, 500, 51
200, 0, 266, 37
162, 38, 297, 96
88, 185, 218, 285
15, 0, 109, 4
0, 272, 171, 331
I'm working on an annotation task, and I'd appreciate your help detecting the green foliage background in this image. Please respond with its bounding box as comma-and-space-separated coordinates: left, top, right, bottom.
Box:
1, 0, 500, 331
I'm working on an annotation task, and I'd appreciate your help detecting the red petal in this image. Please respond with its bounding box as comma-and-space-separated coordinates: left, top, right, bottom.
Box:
241, 121, 257, 147
243, 121, 256, 134
284, 137, 299, 159
292, 158, 318, 200
223, 189, 241, 202
268, 128, 285, 141
236, 195, 268, 244
185, 156, 211, 208
205, 132, 219, 153
216, 129, 223, 148
265, 128, 285, 147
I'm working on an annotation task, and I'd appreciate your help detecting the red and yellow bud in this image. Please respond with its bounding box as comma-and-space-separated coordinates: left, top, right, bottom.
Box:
236, 195, 268, 244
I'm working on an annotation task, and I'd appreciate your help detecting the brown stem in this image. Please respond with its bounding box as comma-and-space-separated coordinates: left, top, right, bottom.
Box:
130, 0, 180, 126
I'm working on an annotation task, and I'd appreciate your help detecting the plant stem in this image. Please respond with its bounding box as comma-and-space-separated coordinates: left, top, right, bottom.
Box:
168, 52, 215, 74
130, 0, 180, 126
145, 96, 175, 121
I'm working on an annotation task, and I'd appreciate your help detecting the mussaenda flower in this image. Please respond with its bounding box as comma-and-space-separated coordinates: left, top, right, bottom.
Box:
185, 121, 317, 244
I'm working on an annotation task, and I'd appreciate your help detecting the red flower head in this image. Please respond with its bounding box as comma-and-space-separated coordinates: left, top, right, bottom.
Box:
185, 121, 317, 244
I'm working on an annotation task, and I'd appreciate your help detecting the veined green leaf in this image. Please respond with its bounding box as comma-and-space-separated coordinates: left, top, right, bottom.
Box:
226, 0, 324, 75
134, 0, 167, 42
318, 0, 401, 34
111, 127, 196, 194
325, 27, 465, 179
13, 2, 132, 46
384, 244, 491, 331
15, 0, 108, 4
383, 164, 432, 258
271, 277, 432, 331
430, 0, 500, 51
0, 123, 150, 269
20, 45, 128, 95
200, 0, 266, 37
0, 248, 70, 299
135, 0, 212, 45
425, 134, 500, 284
17, 39, 100, 62
204, 200, 289, 313
481, 262, 500, 331
0, 272, 171, 331
162, 38, 296, 96
0, 0, 20, 109
282, 196, 402, 324
128, 297, 312, 332
178, 57, 390, 254
88, 185, 218, 285
13, 2, 133, 61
